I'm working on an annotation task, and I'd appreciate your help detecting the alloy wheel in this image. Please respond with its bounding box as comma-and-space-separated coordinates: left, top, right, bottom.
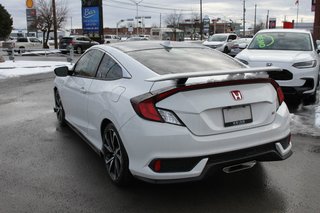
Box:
55, 91, 64, 123
103, 128, 123, 181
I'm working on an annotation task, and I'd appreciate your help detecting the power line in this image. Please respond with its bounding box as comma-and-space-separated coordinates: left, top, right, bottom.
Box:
106, 0, 193, 12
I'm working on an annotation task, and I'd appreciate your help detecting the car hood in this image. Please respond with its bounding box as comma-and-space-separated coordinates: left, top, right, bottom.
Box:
203, 41, 225, 46
237, 49, 315, 63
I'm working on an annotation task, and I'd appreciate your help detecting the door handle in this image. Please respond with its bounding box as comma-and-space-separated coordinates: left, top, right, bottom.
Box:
80, 87, 87, 94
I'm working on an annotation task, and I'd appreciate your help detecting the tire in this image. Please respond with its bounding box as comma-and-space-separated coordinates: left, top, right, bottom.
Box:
76, 46, 82, 54
102, 123, 131, 185
19, 47, 26, 54
223, 46, 229, 54
54, 90, 66, 125
303, 92, 318, 105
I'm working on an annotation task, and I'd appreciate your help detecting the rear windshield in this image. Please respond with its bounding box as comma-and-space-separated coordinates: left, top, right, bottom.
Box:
248, 32, 313, 51
127, 48, 245, 74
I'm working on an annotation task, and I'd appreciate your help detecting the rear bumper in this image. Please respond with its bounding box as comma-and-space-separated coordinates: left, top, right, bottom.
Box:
138, 135, 292, 184
119, 103, 291, 183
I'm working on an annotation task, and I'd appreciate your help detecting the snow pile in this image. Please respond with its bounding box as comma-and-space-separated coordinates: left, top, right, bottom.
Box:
290, 103, 320, 137
0, 60, 72, 79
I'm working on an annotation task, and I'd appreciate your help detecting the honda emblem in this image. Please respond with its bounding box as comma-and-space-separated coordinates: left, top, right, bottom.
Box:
231, 90, 243, 101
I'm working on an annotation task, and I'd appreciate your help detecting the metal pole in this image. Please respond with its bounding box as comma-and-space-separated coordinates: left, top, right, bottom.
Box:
254, 4, 257, 34
160, 13, 162, 28
314, 0, 320, 41
200, 0, 203, 40
266, 10, 269, 29
243, 0, 246, 37
296, 2, 299, 26
52, 0, 58, 49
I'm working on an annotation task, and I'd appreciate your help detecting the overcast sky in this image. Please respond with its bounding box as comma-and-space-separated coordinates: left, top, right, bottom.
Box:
0, 0, 316, 30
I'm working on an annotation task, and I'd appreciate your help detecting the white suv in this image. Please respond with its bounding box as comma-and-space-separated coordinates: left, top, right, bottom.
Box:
203, 33, 237, 53
236, 29, 320, 105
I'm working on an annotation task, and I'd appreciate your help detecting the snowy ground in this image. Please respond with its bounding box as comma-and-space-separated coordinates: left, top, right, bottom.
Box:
0, 59, 319, 137
0, 60, 72, 79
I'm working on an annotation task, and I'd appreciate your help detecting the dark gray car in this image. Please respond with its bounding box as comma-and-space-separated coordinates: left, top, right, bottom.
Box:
59, 36, 99, 54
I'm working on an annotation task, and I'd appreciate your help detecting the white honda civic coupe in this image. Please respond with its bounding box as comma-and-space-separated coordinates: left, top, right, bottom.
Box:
53, 41, 292, 185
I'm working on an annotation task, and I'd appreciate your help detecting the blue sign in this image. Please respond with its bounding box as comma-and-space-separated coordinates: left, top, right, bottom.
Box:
82, 7, 100, 33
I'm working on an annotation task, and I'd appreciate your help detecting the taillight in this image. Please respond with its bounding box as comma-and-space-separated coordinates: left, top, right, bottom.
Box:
131, 89, 184, 125
269, 79, 284, 105
131, 98, 163, 122
131, 78, 285, 123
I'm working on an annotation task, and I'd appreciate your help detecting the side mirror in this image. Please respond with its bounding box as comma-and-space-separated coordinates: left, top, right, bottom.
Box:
317, 44, 320, 54
238, 43, 248, 49
54, 66, 69, 77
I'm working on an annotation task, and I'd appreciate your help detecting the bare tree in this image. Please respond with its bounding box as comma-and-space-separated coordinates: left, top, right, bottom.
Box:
164, 11, 183, 41
36, 0, 68, 48
189, 12, 200, 40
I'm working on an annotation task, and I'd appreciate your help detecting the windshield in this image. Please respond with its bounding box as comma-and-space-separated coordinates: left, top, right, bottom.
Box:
248, 32, 312, 51
208, 35, 227, 42
128, 48, 245, 75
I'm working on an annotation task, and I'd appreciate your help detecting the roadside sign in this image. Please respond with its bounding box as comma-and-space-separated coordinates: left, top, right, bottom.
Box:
26, 0, 34, 9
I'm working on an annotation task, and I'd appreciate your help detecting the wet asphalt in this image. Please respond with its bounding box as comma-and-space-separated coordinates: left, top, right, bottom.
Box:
0, 73, 320, 213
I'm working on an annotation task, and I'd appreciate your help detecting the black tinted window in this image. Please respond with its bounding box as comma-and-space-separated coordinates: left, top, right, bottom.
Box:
17, 38, 28, 42
128, 48, 245, 75
74, 50, 104, 77
96, 54, 123, 80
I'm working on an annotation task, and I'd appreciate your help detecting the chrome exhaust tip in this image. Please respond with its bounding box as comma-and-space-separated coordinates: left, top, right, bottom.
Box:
222, 161, 257, 174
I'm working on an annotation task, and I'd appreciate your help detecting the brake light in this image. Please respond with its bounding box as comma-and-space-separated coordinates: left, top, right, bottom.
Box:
269, 79, 284, 105
131, 78, 285, 123
131, 98, 163, 122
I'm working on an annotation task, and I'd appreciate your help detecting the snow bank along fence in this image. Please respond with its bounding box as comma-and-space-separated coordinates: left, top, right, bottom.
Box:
0, 45, 77, 63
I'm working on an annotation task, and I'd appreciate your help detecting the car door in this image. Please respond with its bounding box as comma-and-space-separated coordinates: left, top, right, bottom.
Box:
82, 37, 93, 50
61, 49, 104, 135
86, 53, 127, 148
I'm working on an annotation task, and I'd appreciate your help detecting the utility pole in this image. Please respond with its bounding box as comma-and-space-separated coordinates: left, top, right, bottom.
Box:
243, 0, 246, 37
160, 13, 162, 28
52, 0, 58, 49
314, 0, 320, 41
266, 10, 269, 29
254, 4, 257, 34
200, 0, 203, 40
130, 0, 144, 35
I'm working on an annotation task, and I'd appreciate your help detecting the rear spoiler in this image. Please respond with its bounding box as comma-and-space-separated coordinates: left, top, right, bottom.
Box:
146, 67, 282, 85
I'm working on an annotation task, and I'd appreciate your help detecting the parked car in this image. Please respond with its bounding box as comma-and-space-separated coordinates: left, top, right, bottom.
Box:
203, 33, 237, 53
53, 41, 292, 185
104, 35, 120, 44
126, 36, 149, 41
59, 36, 99, 54
236, 29, 320, 105
2, 37, 42, 52
228, 38, 252, 57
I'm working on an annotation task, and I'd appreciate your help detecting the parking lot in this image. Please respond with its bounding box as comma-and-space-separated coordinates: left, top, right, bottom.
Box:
0, 72, 319, 212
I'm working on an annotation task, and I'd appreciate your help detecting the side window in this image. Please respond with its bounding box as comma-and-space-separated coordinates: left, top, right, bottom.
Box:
83, 37, 91, 42
96, 54, 123, 80
229, 35, 237, 40
73, 50, 104, 77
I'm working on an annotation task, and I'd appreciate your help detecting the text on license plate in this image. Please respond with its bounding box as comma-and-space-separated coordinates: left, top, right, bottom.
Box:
223, 105, 253, 127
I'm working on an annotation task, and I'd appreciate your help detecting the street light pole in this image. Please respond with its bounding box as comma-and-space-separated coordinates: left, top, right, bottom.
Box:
200, 0, 203, 40
130, 0, 144, 35
242, 0, 246, 37
52, 0, 58, 49
116, 20, 124, 37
